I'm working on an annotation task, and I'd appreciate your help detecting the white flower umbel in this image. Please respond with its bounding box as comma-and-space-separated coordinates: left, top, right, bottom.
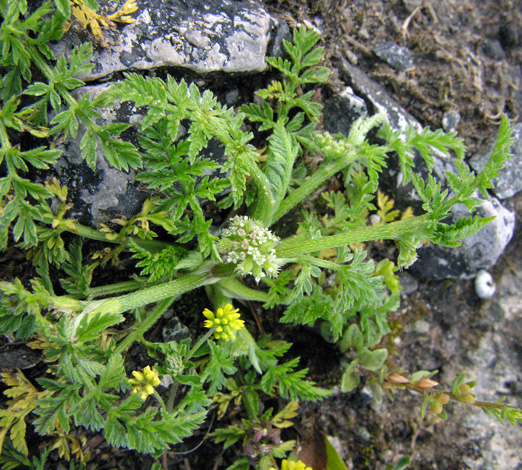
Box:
218, 216, 280, 282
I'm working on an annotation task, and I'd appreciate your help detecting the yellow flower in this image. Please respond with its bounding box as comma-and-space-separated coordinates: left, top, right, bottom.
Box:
269, 459, 313, 470
128, 366, 161, 400
202, 304, 245, 341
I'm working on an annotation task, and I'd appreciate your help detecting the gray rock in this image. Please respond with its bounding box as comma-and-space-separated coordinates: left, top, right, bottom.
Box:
52, 0, 276, 81
481, 38, 506, 61
339, 58, 419, 133
323, 86, 368, 136
498, 22, 522, 50
470, 122, 522, 199
162, 316, 191, 343
49, 84, 148, 227
410, 198, 515, 279
267, 19, 291, 58
373, 42, 414, 71
355, 426, 372, 443
412, 319, 430, 334
442, 109, 461, 133
440, 261, 522, 469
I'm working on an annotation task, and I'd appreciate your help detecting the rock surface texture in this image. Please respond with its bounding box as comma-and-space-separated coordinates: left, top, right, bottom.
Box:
372, 41, 415, 71
48, 84, 148, 226
52, 0, 276, 80
470, 122, 522, 200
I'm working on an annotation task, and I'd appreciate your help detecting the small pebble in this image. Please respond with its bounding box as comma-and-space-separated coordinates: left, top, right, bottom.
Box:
398, 271, 419, 296
413, 319, 430, 334
442, 109, 461, 133
373, 41, 415, 71
482, 38, 506, 61
474, 270, 496, 299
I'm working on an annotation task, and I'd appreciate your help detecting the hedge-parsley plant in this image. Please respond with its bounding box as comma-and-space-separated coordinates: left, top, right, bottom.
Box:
0, 7, 521, 468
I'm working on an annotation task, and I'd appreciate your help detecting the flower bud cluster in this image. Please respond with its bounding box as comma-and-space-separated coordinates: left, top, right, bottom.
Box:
429, 392, 450, 415
457, 383, 476, 404
218, 216, 280, 282
316, 131, 351, 158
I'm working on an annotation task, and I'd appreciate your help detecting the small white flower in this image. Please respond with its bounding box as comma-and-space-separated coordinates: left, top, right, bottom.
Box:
217, 216, 281, 281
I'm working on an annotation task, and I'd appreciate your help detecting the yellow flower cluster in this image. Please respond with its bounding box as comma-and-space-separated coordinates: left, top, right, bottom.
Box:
202, 304, 245, 341
270, 459, 313, 470
128, 366, 160, 400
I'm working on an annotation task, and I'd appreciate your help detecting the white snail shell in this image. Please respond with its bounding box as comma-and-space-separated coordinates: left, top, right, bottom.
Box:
474, 270, 496, 299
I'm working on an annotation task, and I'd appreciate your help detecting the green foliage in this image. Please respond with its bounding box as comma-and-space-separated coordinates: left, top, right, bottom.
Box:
128, 238, 190, 282
385, 456, 411, 470
0, 14, 518, 470
59, 239, 92, 297
378, 121, 465, 184
0, 0, 142, 255
261, 358, 329, 402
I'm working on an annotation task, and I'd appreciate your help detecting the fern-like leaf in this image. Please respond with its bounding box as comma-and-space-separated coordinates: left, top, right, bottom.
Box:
433, 216, 495, 247
264, 121, 298, 214
260, 357, 330, 401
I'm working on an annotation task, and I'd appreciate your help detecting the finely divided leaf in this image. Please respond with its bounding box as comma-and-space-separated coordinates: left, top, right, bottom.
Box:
261, 357, 330, 401
74, 310, 125, 343
434, 216, 495, 247
265, 121, 298, 213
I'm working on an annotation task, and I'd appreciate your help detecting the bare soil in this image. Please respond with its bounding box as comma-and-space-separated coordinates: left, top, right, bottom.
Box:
267, 0, 522, 153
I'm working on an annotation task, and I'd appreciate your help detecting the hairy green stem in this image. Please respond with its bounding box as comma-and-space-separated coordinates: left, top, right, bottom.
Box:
87, 280, 146, 299
216, 278, 270, 303
276, 216, 429, 258
184, 328, 215, 364
107, 271, 228, 353
153, 389, 167, 411
166, 380, 179, 413
92, 272, 214, 317
271, 148, 359, 224
63, 219, 172, 252
114, 297, 175, 354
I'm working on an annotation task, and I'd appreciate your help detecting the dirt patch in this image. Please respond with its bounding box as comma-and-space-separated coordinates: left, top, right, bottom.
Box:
266, 0, 522, 153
